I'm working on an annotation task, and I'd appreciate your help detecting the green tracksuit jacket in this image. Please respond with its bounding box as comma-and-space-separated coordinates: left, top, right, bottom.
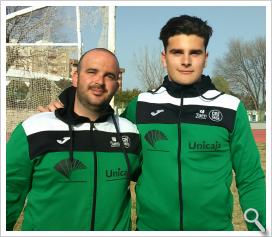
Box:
6, 87, 141, 231
122, 75, 266, 231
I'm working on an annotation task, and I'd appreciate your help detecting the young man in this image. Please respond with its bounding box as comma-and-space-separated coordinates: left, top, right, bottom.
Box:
39, 15, 266, 231
6, 48, 141, 231
122, 15, 266, 231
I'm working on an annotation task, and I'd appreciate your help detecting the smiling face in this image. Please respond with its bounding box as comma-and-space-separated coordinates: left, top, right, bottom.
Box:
161, 34, 208, 85
72, 49, 119, 116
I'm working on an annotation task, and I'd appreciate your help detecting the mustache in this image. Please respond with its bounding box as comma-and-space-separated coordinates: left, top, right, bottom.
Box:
88, 83, 106, 91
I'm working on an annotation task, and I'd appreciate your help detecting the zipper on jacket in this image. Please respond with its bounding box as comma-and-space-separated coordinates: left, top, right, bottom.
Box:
177, 92, 184, 230
90, 122, 98, 231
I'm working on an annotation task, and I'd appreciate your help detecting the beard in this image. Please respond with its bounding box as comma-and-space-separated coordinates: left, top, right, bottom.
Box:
76, 83, 113, 113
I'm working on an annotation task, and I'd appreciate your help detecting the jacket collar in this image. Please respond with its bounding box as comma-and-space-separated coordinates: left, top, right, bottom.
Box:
162, 75, 216, 98
55, 86, 114, 125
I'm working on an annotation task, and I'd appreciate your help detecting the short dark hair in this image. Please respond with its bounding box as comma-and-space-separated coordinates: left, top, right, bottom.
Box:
77, 48, 119, 73
159, 15, 213, 50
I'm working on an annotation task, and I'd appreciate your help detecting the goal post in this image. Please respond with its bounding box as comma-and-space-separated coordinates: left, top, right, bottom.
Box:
5, 6, 110, 135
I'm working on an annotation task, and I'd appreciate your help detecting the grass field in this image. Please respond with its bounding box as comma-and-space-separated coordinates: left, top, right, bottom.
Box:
13, 143, 266, 231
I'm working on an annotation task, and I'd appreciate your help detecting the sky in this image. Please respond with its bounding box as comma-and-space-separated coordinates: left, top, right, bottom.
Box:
3, 2, 268, 91
75, 4, 267, 91
113, 6, 266, 90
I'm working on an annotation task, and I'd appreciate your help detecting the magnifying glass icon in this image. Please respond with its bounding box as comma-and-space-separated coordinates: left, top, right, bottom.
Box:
244, 208, 265, 232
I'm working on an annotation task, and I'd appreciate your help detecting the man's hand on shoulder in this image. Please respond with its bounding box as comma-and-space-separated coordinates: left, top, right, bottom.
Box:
37, 100, 64, 112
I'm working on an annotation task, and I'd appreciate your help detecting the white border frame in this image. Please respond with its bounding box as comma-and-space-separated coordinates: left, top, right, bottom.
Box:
1, 1, 271, 237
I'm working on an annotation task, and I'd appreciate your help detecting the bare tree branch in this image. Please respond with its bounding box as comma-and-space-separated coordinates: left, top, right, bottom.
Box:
134, 47, 165, 90
6, 6, 70, 71
214, 37, 265, 111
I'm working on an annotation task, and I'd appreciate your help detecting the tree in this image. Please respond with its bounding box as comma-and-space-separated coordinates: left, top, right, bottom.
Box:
6, 7, 54, 43
240, 94, 256, 110
134, 47, 165, 90
212, 76, 231, 94
214, 37, 266, 112
114, 89, 142, 109
6, 6, 64, 71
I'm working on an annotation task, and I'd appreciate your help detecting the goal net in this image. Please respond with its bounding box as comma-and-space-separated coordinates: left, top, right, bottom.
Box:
6, 6, 108, 136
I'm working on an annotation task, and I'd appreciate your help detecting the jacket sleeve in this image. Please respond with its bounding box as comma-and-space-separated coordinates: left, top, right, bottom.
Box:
6, 124, 33, 231
120, 96, 138, 124
121, 97, 143, 182
131, 150, 143, 182
230, 102, 266, 231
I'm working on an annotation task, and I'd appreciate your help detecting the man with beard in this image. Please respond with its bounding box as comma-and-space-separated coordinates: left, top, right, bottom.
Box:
6, 48, 141, 231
